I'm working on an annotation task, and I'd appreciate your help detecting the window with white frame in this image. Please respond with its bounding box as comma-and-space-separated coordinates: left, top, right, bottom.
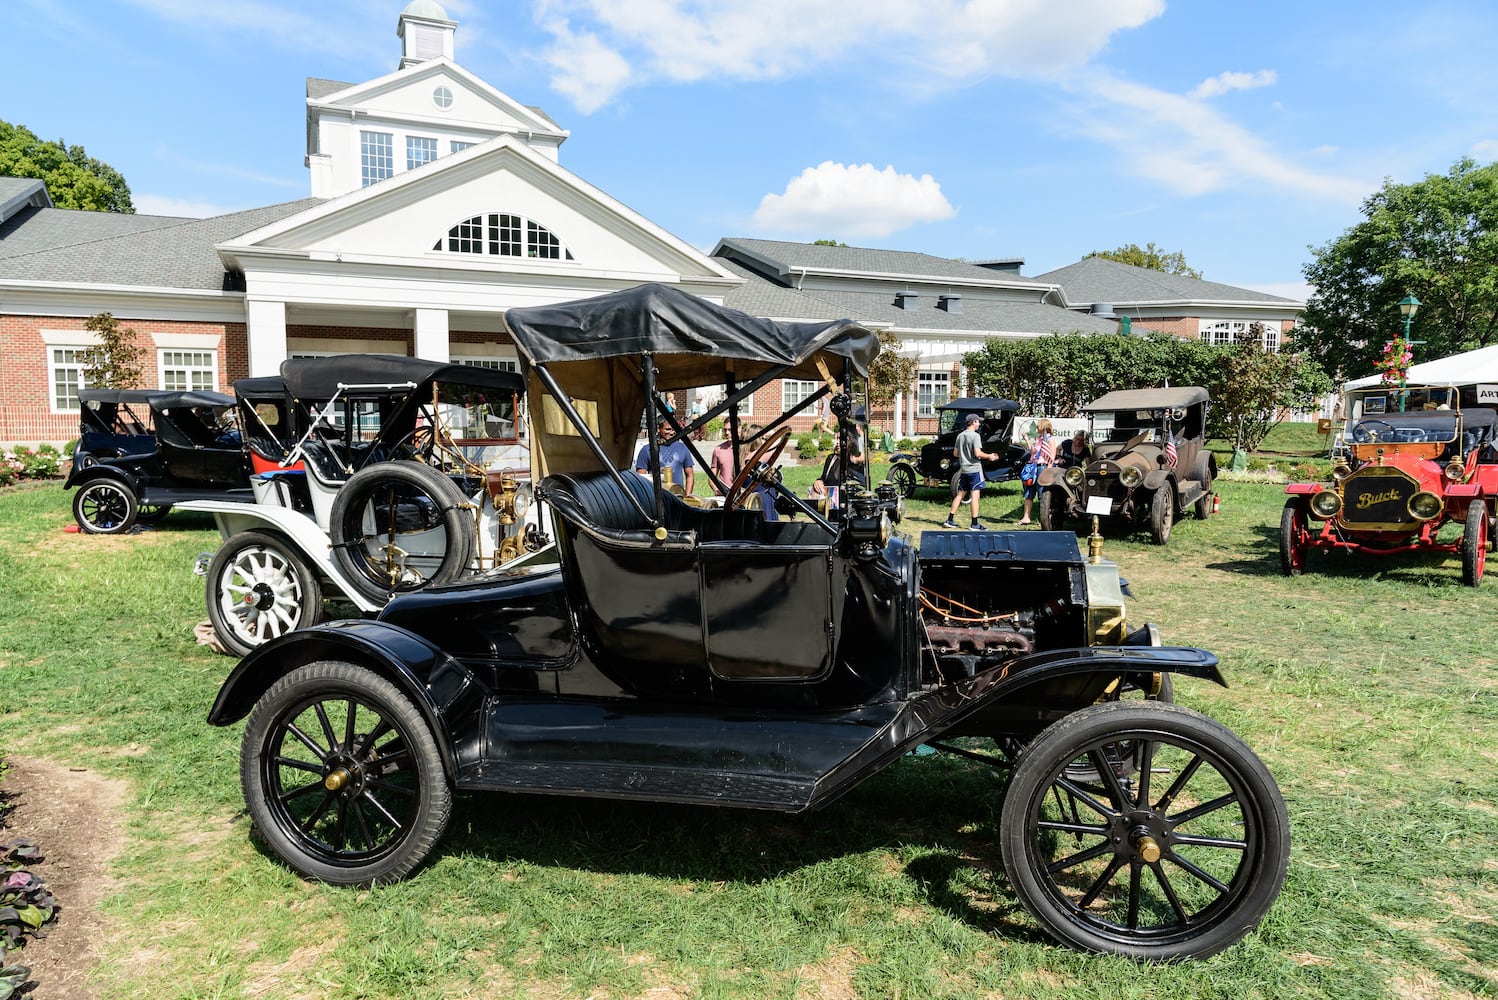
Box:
432, 213, 575, 260
1199, 319, 1280, 351
450, 140, 473, 154
1261, 325, 1281, 352
48, 346, 89, 412
406, 135, 438, 171
917, 371, 950, 418
160, 349, 217, 392
781, 379, 818, 412
360, 130, 394, 187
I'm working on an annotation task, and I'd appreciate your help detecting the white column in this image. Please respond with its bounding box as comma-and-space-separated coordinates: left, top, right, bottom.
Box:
414, 308, 450, 362
246, 299, 287, 377
893, 393, 904, 440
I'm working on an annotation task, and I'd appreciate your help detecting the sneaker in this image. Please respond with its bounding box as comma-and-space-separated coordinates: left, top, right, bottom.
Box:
942, 519, 959, 529
970, 520, 986, 530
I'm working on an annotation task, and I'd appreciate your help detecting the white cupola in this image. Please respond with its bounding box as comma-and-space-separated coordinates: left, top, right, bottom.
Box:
397, 0, 457, 69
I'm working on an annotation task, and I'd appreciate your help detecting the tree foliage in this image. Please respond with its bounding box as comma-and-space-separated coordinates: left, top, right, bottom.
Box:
1088, 242, 1201, 278
963, 330, 1330, 452
81, 313, 146, 389
867, 330, 919, 409
0, 118, 133, 213
1300, 158, 1498, 377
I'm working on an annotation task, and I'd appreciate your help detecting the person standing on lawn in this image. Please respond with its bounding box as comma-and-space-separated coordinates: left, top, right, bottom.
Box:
944, 413, 999, 530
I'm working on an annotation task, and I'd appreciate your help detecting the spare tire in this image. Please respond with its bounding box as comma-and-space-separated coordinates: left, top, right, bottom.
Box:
328, 461, 476, 604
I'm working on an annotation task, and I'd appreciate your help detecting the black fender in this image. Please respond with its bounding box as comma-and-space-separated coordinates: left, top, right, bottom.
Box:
63, 462, 139, 492
206, 619, 485, 784
1143, 468, 1175, 492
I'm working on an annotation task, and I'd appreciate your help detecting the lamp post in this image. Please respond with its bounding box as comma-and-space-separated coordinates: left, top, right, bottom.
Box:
1395, 294, 1421, 409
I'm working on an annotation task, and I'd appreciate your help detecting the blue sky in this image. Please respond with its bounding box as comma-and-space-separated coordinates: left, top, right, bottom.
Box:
8, 0, 1498, 301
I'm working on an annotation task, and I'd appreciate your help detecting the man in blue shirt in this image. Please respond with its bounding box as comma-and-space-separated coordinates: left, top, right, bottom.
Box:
635, 418, 695, 493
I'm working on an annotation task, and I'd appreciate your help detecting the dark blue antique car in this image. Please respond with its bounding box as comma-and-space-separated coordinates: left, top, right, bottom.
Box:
208, 284, 1288, 961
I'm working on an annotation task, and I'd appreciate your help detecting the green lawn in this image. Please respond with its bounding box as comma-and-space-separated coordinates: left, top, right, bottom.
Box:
0, 474, 1494, 999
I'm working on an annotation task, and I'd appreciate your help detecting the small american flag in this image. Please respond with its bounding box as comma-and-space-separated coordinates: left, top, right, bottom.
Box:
1037, 432, 1055, 465
1164, 428, 1178, 468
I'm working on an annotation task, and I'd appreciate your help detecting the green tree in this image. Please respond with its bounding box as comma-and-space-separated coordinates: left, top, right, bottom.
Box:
812, 239, 848, 247
867, 330, 919, 410
1088, 242, 1202, 278
1212, 324, 1333, 457
1300, 158, 1498, 377
81, 313, 146, 388
0, 118, 134, 213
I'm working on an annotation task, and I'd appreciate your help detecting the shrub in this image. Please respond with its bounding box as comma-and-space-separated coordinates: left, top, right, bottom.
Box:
10, 446, 61, 480
1246, 456, 1269, 472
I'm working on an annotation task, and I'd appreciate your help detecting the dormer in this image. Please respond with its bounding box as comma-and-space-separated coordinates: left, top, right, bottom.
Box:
398, 0, 456, 69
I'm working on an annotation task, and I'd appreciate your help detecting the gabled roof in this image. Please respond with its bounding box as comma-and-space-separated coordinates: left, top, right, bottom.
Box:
1034, 256, 1302, 309
0, 199, 321, 289
716, 258, 848, 321
0, 178, 53, 225
716, 237, 1053, 290
772, 285, 1120, 336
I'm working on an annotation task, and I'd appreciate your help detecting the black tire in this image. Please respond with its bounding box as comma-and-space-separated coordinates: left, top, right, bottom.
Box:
1279, 502, 1308, 577
1461, 500, 1487, 587
888, 462, 917, 499
206, 530, 324, 657
1000, 701, 1290, 961
1037, 489, 1062, 532
72, 479, 138, 534
135, 503, 173, 523
949, 471, 964, 500
1148, 481, 1174, 545
1191, 453, 1215, 520
328, 462, 476, 604
240, 660, 451, 886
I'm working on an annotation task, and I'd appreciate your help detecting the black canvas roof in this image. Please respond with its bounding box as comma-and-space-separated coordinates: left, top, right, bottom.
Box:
279, 355, 524, 401
502, 282, 878, 384
938, 396, 1019, 413
80, 388, 232, 410
1083, 386, 1210, 411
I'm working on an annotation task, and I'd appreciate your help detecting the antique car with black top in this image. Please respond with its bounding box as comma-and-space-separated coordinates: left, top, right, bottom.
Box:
1037, 387, 1216, 545
207, 284, 1288, 961
65, 387, 252, 534
179, 357, 542, 656
1280, 384, 1497, 586
886, 396, 1025, 497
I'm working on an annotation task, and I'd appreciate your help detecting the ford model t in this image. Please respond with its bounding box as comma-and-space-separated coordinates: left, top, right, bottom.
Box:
1037, 387, 1216, 544
65, 388, 252, 533
208, 284, 1288, 960
1280, 384, 1497, 586
886, 396, 1025, 497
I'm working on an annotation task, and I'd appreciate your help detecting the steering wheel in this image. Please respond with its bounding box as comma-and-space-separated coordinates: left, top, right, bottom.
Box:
1354, 420, 1392, 443
724, 428, 791, 509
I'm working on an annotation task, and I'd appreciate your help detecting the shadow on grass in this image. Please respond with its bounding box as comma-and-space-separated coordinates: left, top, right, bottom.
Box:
1206, 523, 1474, 586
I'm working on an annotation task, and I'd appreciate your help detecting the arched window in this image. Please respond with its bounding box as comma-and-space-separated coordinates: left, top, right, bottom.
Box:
432, 214, 575, 260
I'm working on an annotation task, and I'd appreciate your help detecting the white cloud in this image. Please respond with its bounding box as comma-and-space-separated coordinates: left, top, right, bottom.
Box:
752, 161, 955, 238
135, 194, 241, 218
534, 0, 1164, 111
1470, 139, 1498, 161
1189, 69, 1277, 99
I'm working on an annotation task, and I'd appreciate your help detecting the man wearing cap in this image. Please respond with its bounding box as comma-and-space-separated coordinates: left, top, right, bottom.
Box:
944, 413, 998, 530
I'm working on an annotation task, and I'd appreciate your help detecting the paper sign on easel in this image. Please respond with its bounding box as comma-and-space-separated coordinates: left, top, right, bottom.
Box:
1085, 495, 1112, 516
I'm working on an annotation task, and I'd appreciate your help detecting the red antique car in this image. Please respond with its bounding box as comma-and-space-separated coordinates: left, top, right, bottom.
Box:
1279, 385, 1498, 586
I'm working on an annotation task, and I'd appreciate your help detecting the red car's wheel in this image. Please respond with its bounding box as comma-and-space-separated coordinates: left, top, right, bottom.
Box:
1462, 500, 1487, 587
1278, 502, 1309, 576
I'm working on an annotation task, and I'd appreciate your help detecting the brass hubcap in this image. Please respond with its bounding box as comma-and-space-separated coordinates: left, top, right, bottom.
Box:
324, 767, 351, 791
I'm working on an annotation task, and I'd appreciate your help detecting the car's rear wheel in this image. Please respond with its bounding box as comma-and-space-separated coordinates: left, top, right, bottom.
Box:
241, 660, 451, 886
73, 479, 138, 534
328, 461, 476, 604
1191, 453, 1215, 520
1462, 500, 1487, 587
1000, 701, 1290, 961
888, 462, 917, 499
1148, 482, 1174, 545
1037, 488, 1062, 531
206, 530, 324, 657
1279, 502, 1309, 576
135, 503, 173, 523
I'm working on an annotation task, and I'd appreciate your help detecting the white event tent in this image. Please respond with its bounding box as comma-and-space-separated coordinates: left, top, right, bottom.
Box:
1345, 344, 1498, 404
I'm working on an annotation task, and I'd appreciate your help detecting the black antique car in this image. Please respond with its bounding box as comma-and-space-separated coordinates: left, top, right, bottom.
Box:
1037, 387, 1217, 544
207, 285, 1287, 961
887, 396, 1025, 497
65, 388, 252, 533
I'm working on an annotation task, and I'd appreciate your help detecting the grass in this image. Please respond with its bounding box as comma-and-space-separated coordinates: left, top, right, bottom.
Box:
1, 451, 1496, 999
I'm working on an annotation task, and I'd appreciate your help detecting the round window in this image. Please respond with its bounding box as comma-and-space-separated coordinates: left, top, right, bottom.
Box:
433, 86, 453, 110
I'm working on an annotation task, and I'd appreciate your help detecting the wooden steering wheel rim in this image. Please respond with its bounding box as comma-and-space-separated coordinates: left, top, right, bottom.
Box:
724, 427, 791, 509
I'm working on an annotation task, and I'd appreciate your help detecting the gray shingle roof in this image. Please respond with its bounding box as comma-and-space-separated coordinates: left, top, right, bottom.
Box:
795, 287, 1120, 335
716, 259, 849, 321
306, 77, 355, 100
717, 237, 1052, 287
0, 199, 323, 290
1033, 256, 1301, 307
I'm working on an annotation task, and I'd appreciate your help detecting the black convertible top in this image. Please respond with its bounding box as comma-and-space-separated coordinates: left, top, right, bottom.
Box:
1083, 386, 1210, 412
938, 396, 1019, 413
80, 388, 232, 410
502, 282, 878, 386
279, 355, 524, 401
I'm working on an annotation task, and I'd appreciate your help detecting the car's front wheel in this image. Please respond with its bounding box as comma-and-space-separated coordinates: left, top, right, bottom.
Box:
1148, 482, 1174, 545
72, 479, 138, 534
1000, 701, 1290, 961
240, 660, 451, 885
887, 462, 917, 499
206, 530, 323, 657
1462, 500, 1487, 587
1037, 488, 1062, 531
1279, 502, 1309, 577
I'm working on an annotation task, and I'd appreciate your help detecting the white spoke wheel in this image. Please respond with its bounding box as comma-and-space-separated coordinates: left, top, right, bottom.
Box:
1461, 500, 1487, 587
1148, 481, 1174, 545
206, 530, 323, 657
73, 479, 138, 534
1001, 701, 1289, 961
241, 660, 451, 885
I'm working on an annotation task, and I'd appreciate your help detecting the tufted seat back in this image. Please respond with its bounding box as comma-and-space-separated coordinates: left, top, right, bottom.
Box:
539, 470, 697, 549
